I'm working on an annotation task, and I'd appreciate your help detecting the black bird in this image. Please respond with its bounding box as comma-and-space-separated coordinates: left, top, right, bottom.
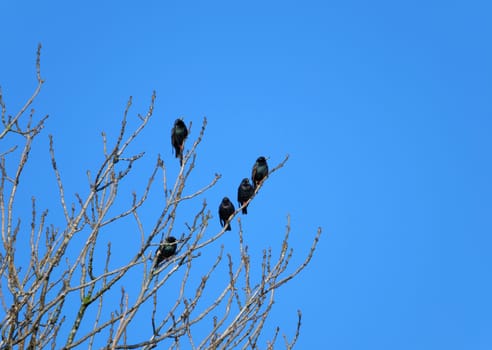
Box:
219, 197, 235, 231
251, 156, 269, 188
237, 178, 254, 214
154, 236, 178, 269
171, 119, 188, 165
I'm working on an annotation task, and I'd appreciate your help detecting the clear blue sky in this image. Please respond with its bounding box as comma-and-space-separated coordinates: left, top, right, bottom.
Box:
1, 1, 492, 349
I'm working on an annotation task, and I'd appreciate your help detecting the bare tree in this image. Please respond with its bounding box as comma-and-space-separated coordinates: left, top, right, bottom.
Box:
0, 45, 322, 350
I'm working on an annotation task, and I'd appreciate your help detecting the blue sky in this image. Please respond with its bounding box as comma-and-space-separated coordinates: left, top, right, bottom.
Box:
1, 1, 492, 349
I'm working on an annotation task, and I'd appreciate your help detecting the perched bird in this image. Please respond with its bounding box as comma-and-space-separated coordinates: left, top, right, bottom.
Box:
153, 236, 178, 269
251, 156, 269, 188
237, 178, 254, 214
219, 197, 235, 231
171, 118, 188, 165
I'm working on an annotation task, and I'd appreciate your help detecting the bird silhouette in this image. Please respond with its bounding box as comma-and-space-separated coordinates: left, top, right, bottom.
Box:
153, 236, 178, 269
251, 156, 269, 188
219, 197, 235, 231
171, 118, 188, 165
237, 178, 254, 214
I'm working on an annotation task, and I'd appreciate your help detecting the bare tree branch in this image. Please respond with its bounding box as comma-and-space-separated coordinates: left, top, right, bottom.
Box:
0, 45, 323, 350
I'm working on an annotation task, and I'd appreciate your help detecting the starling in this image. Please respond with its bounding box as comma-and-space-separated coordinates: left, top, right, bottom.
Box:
237, 178, 254, 214
154, 236, 178, 269
171, 118, 188, 165
251, 156, 269, 188
219, 197, 235, 231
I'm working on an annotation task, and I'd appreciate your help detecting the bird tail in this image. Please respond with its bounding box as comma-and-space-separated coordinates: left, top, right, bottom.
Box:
152, 259, 159, 271
242, 206, 248, 214
226, 223, 231, 231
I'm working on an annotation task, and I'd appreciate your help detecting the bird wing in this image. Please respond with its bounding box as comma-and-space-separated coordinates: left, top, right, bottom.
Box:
171, 127, 178, 153
238, 184, 246, 203
219, 207, 225, 226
